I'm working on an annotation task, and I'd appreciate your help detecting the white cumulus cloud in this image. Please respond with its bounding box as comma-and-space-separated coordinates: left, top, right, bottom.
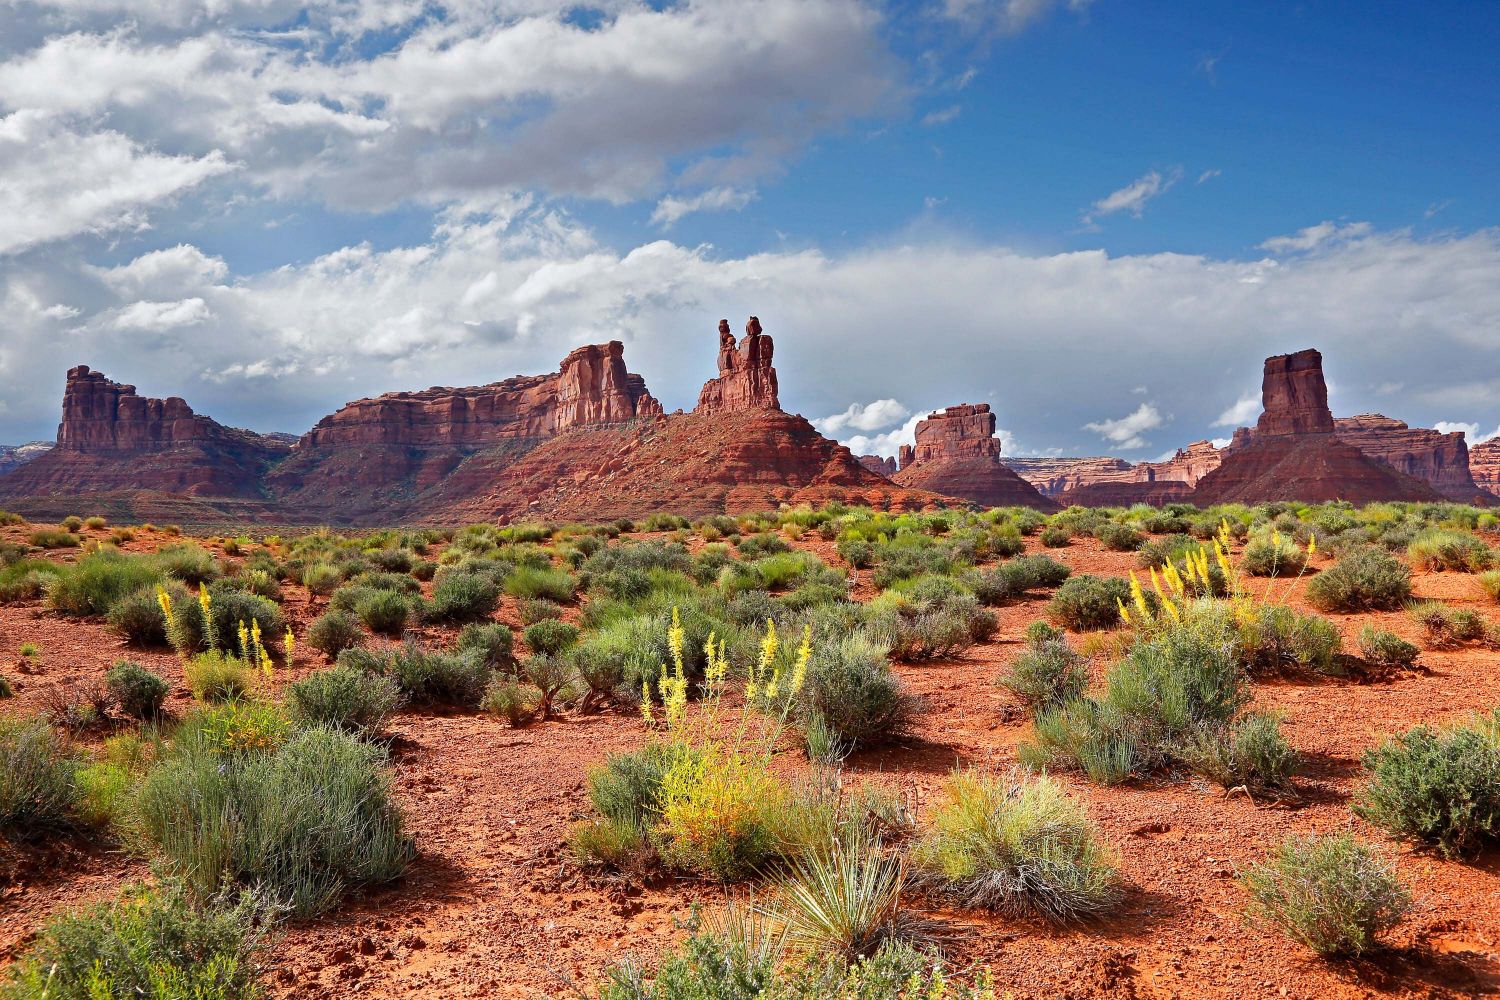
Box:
1084, 402, 1164, 450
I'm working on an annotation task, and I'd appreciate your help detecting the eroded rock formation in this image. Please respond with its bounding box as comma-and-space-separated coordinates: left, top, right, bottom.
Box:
1192, 350, 1444, 505
1471, 438, 1500, 499
695, 317, 779, 415
859, 455, 898, 478
891, 404, 1057, 510
1332, 414, 1484, 502
0, 367, 290, 499
1003, 441, 1222, 504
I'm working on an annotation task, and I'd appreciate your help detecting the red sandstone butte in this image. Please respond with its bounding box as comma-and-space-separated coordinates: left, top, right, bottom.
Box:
1192, 349, 1444, 505
695, 317, 780, 415
1333, 414, 1486, 503
859, 455, 898, 478
0, 366, 290, 499
1471, 438, 1500, 500
891, 404, 1058, 511
1004, 441, 1223, 505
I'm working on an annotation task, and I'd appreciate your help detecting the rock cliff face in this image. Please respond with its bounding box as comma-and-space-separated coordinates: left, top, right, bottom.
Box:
1003, 441, 1222, 505
1332, 414, 1484, 502
0, 367, 290, 499
1471, 439, 1500, 499
859, 455, 897, 478
267, 341, 661, 518
695, 318, 779, 415
1192, 350, 1444, 505
891, 404, 1057, 511
0, 442, 54, 475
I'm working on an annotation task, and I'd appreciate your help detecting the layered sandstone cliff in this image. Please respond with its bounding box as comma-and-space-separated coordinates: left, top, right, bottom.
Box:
890, 404, 1057, 511
1471, 438, 1500, 499
0, 367, 290, 499
859, 455, 897, 478
1004, 440, 1223, 501
1192, 349, 1443, 505
1332, 414, 1484, 503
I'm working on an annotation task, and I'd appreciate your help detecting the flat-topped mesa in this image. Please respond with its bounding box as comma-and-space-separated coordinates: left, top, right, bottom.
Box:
905, 404, 1001, 466
1333, 414, 1483, 502
0, 365, 290, 499
1003, 442, 1222, 500
1257, 348, 1335, 436
57, 366, 260, 452
695, 317, 780, 415
298, 340, 660, 450
892, 403, 1057, 511
858, 455, 897, 478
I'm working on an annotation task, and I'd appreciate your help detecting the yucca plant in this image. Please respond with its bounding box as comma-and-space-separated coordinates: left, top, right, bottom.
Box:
766, 828, 914, 961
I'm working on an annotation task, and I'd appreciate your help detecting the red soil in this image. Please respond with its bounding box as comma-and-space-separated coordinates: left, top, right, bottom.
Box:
2, 522, 1499, 998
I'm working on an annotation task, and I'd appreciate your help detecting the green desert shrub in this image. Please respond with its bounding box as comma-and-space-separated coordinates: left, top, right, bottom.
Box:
454, 622, 516, 673
366, 644, 492, 707
912, 769, 1121, 922
105, 661, 168, 719
46, 551, 161, 616
166, 586, 283, 656
0, 715, 79, 838
1095, 522, 1144, 552
1408, 529, 1493, 573
587, 742, 679, 832
1039, 525, 1071, 548
1306, 547, 1411, 613
424, 572, 501, 624
1241, 535, 1308, 577
517, 596, 563, 625
286, 666, 403, 735
1045, 575, 1129, 631
154, 543, 220, 586
1180, 712, 1300, 793
1235, 604, 1342, 676
106, 584, 174, 645
302, 562, 342, 596
134, 722, 411, 918
1354, 709, 1500, 857
1357, 625, 1420, 670
61, 516, 84, 532
1241, 834, 1410, 957
353, 588, 412, 635
28, 528, 80, 549
307, 609, 364, 659
999, 638, 1090, 716
0, 880, 265, 1000
523, 618, 580, 656
797, 634, 914, 750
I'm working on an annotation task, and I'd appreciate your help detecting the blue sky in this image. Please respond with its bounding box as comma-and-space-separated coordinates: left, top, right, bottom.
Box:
2, 0, 1499, 460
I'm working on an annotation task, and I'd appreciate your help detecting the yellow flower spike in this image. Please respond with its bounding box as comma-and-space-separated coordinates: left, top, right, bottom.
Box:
1149, 566, 1166, 602
789, 625, 811, 695
1272, 529, 1282, 548
283, 628, 295, 664
1117, 598, 1132, 626
640, 680, 654, 723
1307, 534, 1317, 555
1163, 596, 1180, 622
237, 620, 250, 659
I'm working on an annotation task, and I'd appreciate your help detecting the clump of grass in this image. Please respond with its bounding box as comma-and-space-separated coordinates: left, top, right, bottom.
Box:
1306, 547, 1412, 613
134, 720, 411, 918
1408, 529, 1493, 573
184, 651, 255, 703
302, 562, 342, 596
1039, 525, 1071, 548
1095, 523, 1143, 552
352, 588, 412, 635
454, 622, 516, 672
1241, 833, 1410, 957
105, 661, 168, 719
107, 584, 176, 645
1045, 575, 1129, 631
424, 572, 501, 624
46, 551, 161, 616
0, 880, 265, 1000
350, 643, 493, 707
1354, 708, 1500, 857
504, 565, 576, 602
1478, 569, 1500, 602
1357, 626, 1420, 671
1405, 600, 1494, 649
911, 769, 1121, 922
0, 715, 80, 839
1180, 712, 1300, 794
28, 528, 80, 549
286, 666, 403, 735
